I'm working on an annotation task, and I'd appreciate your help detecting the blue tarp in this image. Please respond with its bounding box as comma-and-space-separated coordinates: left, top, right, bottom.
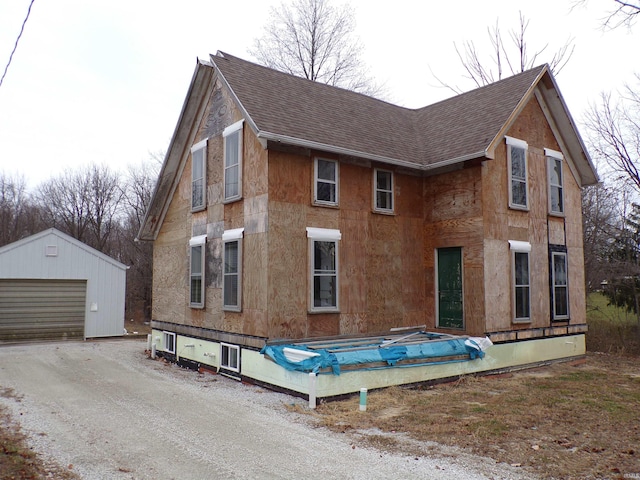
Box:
260, 334, 489, 376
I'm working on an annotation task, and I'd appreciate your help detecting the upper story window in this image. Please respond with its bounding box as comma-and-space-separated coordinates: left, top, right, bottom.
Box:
314, 158, 338, 206
189, 234, 207, 308
509, 240, 531, 323
222, 228, 244, 312
306, 227, 341, 312
191, 139, 207, 211
374, 169, 394, 213
223, 120, 244, 202
506, 136, 528, 210
546, 148, 564, 215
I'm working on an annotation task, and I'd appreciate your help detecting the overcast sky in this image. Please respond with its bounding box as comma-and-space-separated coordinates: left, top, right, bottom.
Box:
0, 0, 637, 188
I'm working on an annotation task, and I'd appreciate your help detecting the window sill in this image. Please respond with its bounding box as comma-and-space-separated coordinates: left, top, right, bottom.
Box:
372, 208, 395, 216
312, 201, 339, 209
191, 206, 206, 213
223, 196, 243, 205
189, 304, 205, 310
548, 211, 565, 218
512, 319, 532, 324
308, 308, 340, 314
223, 307, 242, 313
508, 205, 529, 212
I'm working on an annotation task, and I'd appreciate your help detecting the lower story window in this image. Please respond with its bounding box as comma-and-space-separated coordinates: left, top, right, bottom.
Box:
220, 343, 240, 372
510, 240, 531, 323
306, 227, 341, 312
189, 235, 207, 308
552, 251, 569, 320
163, 331, 176, 354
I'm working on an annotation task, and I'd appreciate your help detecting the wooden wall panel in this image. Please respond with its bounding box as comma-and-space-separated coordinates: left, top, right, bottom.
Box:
242, 232, 268, 336
481, 96, 587, 335
268, 152, 310, 205
340, 210, 368, 317
267, 201, 308, 338
483, 239, 511, 331
244, 130, 268, 199
548, 218, 566, 245
425, 165, 482, 223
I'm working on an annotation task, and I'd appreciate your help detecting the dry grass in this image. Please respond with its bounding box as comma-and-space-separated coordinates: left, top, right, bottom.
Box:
312, 353, 640, 480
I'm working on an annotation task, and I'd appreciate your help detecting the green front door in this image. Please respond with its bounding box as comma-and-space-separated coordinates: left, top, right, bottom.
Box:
437, 247, 464, 329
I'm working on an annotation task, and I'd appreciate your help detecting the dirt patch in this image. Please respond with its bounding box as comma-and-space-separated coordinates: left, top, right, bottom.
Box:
312, 353, 640, 480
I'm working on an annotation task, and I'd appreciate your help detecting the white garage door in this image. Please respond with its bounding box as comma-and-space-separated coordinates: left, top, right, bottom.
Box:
0, 279, 86, 344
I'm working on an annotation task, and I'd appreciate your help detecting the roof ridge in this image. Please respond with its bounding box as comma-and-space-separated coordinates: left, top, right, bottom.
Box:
212, 51, 412, 111
413, 64, 548, 113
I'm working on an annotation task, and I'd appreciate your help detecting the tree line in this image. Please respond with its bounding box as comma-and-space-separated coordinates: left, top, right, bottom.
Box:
0, 161, 158, 321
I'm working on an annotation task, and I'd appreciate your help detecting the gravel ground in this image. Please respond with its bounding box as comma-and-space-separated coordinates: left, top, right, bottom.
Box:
0, 339, 534, 479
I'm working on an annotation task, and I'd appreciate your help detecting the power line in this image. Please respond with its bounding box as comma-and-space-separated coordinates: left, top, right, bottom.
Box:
0, 0, 36, 88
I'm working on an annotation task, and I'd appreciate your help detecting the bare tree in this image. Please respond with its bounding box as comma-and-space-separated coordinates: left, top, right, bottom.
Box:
35, 164, 123, 254
582, 180, 630, 291
114, 160, 160, 321
604, 0, 640, 27
250, 0, 382, 96
574, 0, 640, 29
433, 12, 574, 93
0, 172, 43, 246
585, 76, 640, 193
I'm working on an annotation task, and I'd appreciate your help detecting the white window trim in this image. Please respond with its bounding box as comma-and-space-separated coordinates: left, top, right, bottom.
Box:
506, 136, 529, 211
373, 168, 394, 214
314, 158, 339, 206
189, 234, 207, 246
189, 236, 206, 309
220, 342, 240, 372
162, 331, 176, 354
546, 148, 565, 216
191, 139, 207, 212
223, 119, 244, 203
551, 251, 570, 320
510, 241, 532, 323
307, 227, 340, 312
223, 228, 244, 312
306, 227, 341, 241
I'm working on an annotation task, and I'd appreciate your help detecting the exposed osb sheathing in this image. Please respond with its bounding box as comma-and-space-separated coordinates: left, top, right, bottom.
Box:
151, 70, 589, 346
482, 95, 587, 331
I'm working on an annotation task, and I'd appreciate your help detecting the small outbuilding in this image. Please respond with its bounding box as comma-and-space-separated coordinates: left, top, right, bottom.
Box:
0, 228, 127, 343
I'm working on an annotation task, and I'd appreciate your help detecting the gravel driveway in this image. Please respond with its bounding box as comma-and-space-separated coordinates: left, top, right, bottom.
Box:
0, 339, 532, 479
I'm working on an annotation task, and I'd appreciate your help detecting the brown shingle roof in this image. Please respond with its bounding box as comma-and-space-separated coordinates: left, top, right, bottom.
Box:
212, 52, 545, 168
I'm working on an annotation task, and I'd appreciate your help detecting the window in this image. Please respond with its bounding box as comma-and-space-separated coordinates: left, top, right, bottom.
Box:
546, 148, 564, 215
306, 227, 341, 312
374, 169, 394, 213
222, 228, 244, 311
314, 158, 338, 205
509, 240, 531, 323
220, 343, 240, 372
189, 235, 207, 308
506, 136, 528, 209
162, 331, 176, 354
191, 139, 207, 211
223, 120, 244, 201
552, 251, 569, 320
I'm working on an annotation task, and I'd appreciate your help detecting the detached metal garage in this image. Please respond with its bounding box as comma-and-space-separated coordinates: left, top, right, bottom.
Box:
0, 228, 128, 344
